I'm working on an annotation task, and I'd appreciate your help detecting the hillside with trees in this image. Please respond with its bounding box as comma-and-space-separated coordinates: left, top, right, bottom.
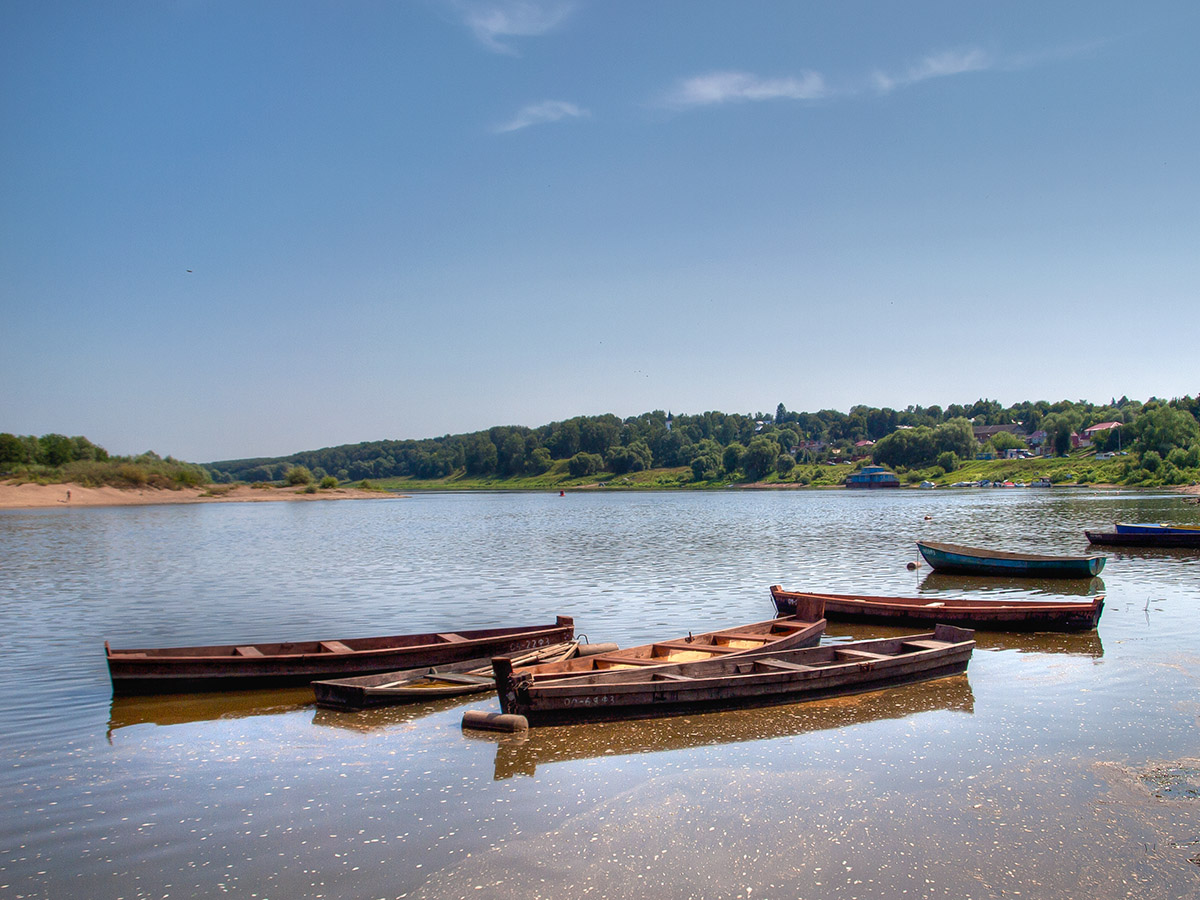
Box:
198, 395, 1200, 489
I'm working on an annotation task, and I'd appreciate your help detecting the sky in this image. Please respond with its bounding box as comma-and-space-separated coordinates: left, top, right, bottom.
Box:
2, 1, 1197, 463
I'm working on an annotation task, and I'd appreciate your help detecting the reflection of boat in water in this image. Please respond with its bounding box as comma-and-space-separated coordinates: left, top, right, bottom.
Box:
917, 571, 1105, 597
310, 694, 482, 733
478, 674, 974, 780
107, 686, 314, 739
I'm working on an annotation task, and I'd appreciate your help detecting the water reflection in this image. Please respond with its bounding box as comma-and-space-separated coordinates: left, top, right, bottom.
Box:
475, 674, 974, 780
310, 694, 482, 732
106, 685, 313, 739
917, 571, 1106, 597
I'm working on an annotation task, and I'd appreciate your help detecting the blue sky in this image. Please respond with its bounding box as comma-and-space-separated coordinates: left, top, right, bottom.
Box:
2, 1, 1197, 462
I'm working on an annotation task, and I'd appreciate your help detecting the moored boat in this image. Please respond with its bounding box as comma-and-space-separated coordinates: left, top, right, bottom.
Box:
312, 641, 582, 710
106, 617, 576, 695
505, 600, 827, 682
1114, 522, 1200, 534
770, 585, 1104, 632
916, 540, 1105, 578
493, 624, 975, 726
1085, 530, 1200, 548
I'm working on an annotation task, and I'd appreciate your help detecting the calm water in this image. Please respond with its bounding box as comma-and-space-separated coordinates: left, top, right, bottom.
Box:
1, 489, 1198, 899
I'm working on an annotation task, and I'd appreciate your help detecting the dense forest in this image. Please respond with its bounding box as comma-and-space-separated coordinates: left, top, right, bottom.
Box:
199, 395, 1200, 487
5, 395, 1199, 490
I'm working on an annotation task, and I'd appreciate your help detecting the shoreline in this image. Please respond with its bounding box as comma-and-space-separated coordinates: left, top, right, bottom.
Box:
0, 481, 397, 510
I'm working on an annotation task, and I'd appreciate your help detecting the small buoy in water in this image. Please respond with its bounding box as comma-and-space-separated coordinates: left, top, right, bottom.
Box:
924, 515, 932, 520
559, 490, 565, 497
462, 710, 528, 733
906, 561, 919, 570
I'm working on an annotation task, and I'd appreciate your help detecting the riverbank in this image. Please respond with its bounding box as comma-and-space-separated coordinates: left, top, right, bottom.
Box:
0, 481, 395, 509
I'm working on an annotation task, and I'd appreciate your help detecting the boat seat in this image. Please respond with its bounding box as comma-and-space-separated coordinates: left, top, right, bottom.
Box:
437, 633, 468, 643
754, 658, 816, 672
653, 641, 739, 653
771, 621, 821, 631
901, 640, 948, 651
319, 640, 354, 654
713, 632, 773, 643
833, 649, 891, 661
234, 645, 264, 657
592, 656, 663, 666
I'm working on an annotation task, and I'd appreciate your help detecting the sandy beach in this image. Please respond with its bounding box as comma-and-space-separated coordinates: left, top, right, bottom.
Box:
0, 481, 395, 510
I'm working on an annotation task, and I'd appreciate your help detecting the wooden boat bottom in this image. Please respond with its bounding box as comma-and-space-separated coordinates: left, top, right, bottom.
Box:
515, 660, 970, 727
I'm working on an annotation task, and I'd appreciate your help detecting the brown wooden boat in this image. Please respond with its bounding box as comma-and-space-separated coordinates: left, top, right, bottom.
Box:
500, 597, 827, 684
312, 641, 580, 710
106, 616, 575, 695
493, 624, 975, 726
770, 585, 1105, 632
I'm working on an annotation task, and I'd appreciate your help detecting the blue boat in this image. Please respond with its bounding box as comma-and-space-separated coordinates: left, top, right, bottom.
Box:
1086, 530, 1200, 549
1114, 522, 1200, 535
916, 540, 1106, 578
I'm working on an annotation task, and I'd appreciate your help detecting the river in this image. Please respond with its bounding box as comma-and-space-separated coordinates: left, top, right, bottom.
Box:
1, 489, 1197, 899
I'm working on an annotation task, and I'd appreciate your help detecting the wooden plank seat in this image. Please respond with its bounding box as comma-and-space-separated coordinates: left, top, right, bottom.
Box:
653, 641, 740, 653
834, 648, 892, 661
712, 632, 775, 643
235, 646, 264, 657
901, 640, 949, 651
754, 658, 817, 672
319, 640, 354, 654
437, 633, 468, 643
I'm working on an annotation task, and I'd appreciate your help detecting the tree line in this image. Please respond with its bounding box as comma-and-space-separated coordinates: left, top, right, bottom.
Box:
201, 395, 1200, 485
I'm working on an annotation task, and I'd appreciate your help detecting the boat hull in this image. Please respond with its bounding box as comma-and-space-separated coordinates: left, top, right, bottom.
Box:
770, 586, 1104, 632
495, 625, 974, 726
1086, 530, 1200, 548
916, 541, 1105, 578
1114, 522, 1200, 535
106, 618, 575, 695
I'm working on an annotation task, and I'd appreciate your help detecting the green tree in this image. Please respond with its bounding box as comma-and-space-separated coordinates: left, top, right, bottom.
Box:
937, 451, 958, 473
567, 452, 603, 478
525, 447, 553, 475
319, 475, 338, 488
722, 443, 745, 474
990, 431, 1026, 452
1131, 406, 1200, 457
285, 466, 314, 485
743, 436, 780, 480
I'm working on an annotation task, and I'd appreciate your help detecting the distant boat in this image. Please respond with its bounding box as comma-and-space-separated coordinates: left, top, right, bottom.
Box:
845, 465, 900, 488
493, 625, 975, 726
1114, 522, 1200, 534
916, 540, 1106, 578
1086, 530, 1200, 548
1031, 477, 1052, 487
106, 617, 576, 695
770, 586, 1105, 632
919, 481, 936, 489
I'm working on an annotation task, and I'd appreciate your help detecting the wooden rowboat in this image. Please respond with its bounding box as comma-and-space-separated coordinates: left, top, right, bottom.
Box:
106, 616, 575, 695
312, 641, 580, 710
493, 624, 974, 726
1114, 522, 1200, 534
498, 597, 827, 683
916, 540, 1105, 578
770, 585, 1105, 632
1086, 530, 1200, 548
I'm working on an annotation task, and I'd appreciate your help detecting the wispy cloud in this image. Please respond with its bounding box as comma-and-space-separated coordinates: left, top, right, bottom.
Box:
663, 70, 828, 108
871, 48, 993, 94
453, 0, 576, 55
495, 100, 588, 133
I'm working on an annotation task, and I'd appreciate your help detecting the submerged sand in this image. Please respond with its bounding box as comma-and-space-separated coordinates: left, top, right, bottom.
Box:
0, 481, 395, 509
